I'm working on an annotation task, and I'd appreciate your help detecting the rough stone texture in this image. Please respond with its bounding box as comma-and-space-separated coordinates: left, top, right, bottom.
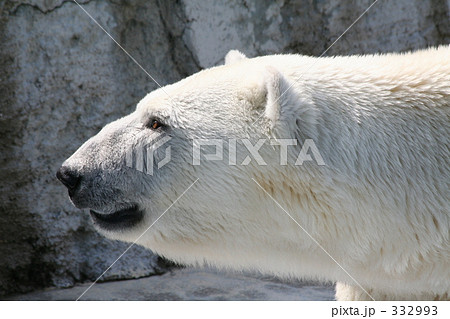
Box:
183, 0, 450, 68
0, 0, 449, 297
6, 268, 335, 301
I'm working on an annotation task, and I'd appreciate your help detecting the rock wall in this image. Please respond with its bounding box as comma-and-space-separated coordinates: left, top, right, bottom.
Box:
1, 0, 448, 296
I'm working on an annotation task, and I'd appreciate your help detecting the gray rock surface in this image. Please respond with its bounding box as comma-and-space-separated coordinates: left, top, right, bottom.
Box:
1, 0, 449, 297
6, 268, 335, 301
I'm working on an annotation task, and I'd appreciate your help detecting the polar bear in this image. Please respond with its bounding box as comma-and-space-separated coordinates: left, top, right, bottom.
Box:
57, 46, 450, 301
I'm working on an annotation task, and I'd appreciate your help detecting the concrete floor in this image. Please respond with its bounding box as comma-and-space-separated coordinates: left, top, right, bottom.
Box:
7, 268, 335, 301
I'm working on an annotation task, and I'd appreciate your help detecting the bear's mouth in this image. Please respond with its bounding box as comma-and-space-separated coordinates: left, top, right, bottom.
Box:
90, 205, 144, 231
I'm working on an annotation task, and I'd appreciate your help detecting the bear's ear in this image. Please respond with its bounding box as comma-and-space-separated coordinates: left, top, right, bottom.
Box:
259, 66, 316, 135
224, 50, 247, 65
261, 66, 285, 126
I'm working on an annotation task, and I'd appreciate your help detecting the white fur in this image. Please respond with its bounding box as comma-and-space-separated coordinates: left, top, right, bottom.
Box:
224, 49, 247, 65
63, 46, 450, 300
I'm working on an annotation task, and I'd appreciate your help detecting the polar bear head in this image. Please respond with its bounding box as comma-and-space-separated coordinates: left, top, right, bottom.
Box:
57, 50, 320, 270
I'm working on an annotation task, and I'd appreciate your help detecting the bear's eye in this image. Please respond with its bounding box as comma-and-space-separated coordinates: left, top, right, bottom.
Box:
145, 118, 164, 130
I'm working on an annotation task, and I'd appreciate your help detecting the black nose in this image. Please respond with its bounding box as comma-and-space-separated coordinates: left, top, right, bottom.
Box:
56, 166, 81, 191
